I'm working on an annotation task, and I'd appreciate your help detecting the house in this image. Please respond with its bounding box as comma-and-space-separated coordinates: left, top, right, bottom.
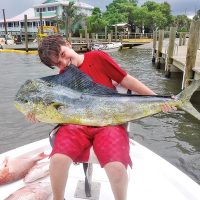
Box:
0, 0, 94, 36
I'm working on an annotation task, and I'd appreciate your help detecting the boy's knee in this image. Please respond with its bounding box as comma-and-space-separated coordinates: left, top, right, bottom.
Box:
104, 162, 127, 181
50, 153, 72, 167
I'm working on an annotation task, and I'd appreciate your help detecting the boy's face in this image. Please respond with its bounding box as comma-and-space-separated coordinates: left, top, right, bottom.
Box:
51, 44, 74, 71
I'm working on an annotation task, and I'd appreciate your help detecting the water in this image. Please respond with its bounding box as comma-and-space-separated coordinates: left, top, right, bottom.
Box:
0, 49, 199, 185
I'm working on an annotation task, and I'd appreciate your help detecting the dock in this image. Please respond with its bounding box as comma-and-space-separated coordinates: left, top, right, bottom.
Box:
0, 35, 153, 53
152, 20, 200, 89
154, 38, 200, 77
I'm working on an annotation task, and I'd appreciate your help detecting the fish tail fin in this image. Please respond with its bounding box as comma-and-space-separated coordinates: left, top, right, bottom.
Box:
180, 102, 200, 120
176, 80, 200, 120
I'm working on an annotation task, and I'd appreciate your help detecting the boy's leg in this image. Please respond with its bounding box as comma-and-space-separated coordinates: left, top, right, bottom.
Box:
92, 125, 131, 200
49, 153, 72, 200
104, 161, 128, 200
49, 124, 92, 200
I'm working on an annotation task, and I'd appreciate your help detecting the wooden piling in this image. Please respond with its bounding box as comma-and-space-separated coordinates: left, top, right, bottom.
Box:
152, 30, 157, 63
182, 20, 200, 88
157, 30, 164, 69
198, 28, 200, 50
24, 14, 28, 52
165, 27, 177, 77
2, 9, 8, 44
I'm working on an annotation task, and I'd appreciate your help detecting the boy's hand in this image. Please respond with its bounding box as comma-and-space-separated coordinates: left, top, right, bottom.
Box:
161, 96, 177, 113
25, 113, 40, 123
161, 103, 177, 113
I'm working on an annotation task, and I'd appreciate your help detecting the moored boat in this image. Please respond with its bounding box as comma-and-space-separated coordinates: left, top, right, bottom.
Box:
0, 138, 200, 200
91, 42, 122, 52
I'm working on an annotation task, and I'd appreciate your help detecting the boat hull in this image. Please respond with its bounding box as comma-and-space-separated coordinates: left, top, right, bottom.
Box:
0, 138, 200, 200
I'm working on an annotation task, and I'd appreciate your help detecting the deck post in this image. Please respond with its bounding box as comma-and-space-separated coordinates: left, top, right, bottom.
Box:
105, 26, 107, 42
179, 32, 183, 46
165, 27, 177, 78
156, 30, 164, 69
110, 30, 113, 42
84, 26, 87, 38
91, 33, 95, 42
182, 33, 186, 45
95, 33, 98, 40
115, 25, 117, 41
182, 20, 200, 88
68, 33, 72, 43
86, 33, 90, 50
80, 33, 83, 43
24, 14, 28, 52
152, 30, 157, 63
108, 33, 111, 43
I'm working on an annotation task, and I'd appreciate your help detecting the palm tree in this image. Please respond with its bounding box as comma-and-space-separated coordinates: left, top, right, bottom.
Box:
63, 0, 76, 38
193, 9, 200, 21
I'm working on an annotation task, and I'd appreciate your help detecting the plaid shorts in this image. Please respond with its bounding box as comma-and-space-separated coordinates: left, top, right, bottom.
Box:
50, 124, 132, 168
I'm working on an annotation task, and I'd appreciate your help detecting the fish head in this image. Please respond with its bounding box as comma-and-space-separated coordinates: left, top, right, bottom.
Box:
14, 79, 68, 123
14, 79, 54, 117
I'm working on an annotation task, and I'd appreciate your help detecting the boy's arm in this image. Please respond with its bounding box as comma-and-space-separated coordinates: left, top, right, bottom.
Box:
120, 74, 156, 95
120, 74, 176, 112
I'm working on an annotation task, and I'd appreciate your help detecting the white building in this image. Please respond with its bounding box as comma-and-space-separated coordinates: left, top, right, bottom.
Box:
0, 0, 94, 35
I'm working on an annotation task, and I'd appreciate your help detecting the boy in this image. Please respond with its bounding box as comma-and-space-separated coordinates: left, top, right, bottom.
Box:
27, 35, 174, 200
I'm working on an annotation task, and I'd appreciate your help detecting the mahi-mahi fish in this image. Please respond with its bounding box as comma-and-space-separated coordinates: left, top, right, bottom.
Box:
14, 64, 200, 126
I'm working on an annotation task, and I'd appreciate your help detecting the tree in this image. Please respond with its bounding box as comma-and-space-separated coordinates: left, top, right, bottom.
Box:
159, 2, 173, 27
86, 7, 107, 33
131, 6, 149, 32
62, 1, 76, 38
103, 0, 137, 26
193, 9, 200, 21
141, 1, 173, 30
172, 15, 191, 32
142, 1, 159, 12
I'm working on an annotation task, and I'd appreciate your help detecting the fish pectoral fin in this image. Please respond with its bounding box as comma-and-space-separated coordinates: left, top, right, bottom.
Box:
180, 102, 200, 121
50, 102, 64, 110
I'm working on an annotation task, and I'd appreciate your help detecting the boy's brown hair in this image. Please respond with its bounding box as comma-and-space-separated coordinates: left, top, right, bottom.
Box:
38, 34, 66, 68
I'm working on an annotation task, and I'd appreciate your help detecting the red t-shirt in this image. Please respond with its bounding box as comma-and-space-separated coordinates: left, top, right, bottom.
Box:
79, 50, 127, 89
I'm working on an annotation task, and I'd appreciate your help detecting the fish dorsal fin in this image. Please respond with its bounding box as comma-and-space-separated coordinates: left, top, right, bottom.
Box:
41, 64, 118, 95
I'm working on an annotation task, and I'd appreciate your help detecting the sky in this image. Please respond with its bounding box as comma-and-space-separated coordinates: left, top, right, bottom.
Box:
0, 0, 199, 19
